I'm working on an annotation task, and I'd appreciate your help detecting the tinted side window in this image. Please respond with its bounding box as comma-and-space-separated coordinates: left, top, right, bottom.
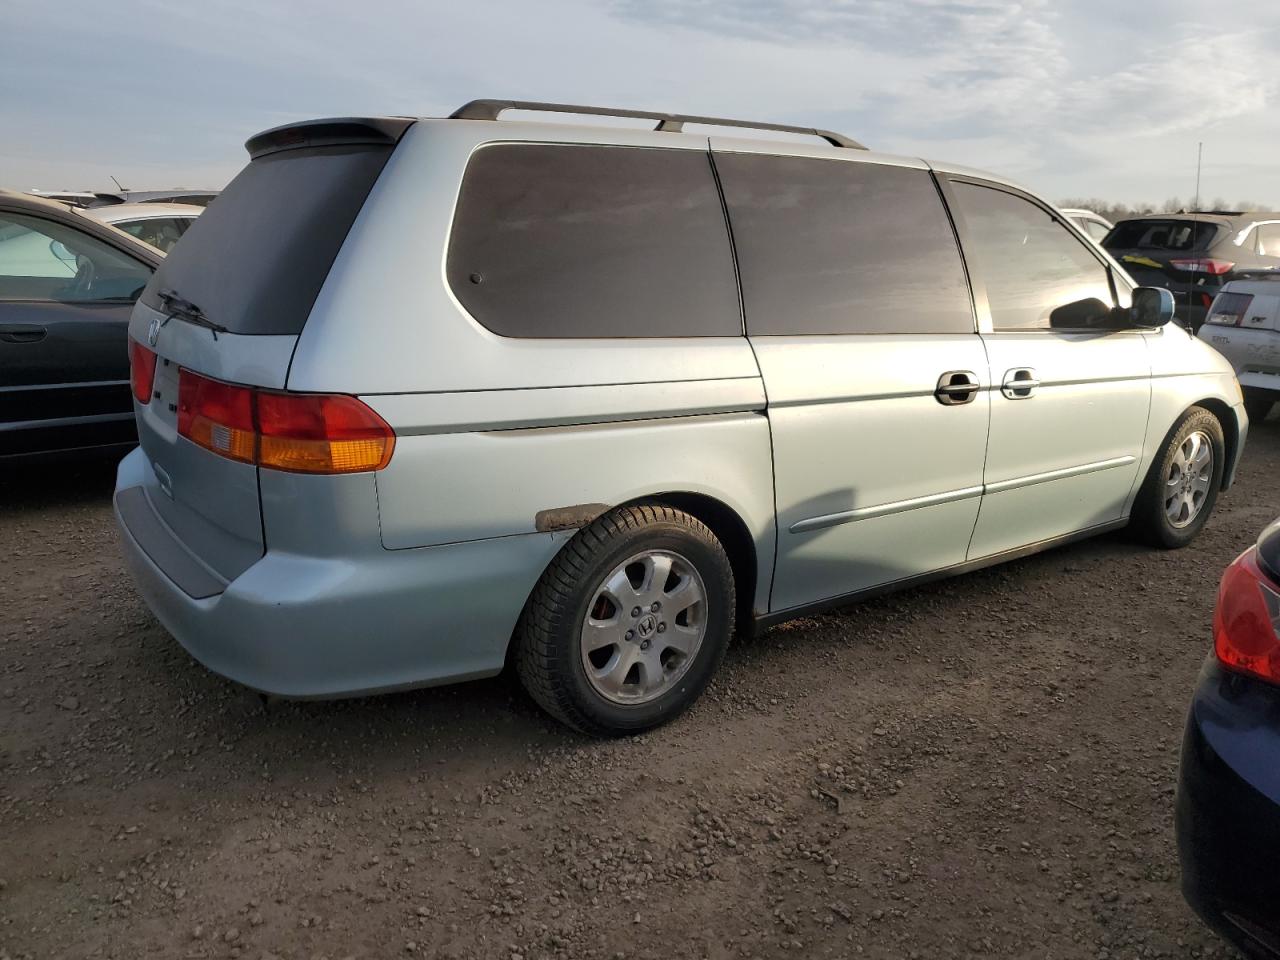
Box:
0, 213, 151, 302
447, 144, 739, 338
1257, 223, 1280, 258
952, 183, 1114, 331
716, 154, 972, 335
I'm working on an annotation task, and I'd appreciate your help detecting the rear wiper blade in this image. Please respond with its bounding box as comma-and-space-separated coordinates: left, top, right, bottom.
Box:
157, 288, 228, 339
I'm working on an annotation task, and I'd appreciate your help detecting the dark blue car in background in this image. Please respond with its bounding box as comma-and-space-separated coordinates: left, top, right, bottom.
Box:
1178, 518, 1280, 957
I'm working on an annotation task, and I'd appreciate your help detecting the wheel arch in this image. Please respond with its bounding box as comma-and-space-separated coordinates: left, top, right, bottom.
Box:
1192, 395, 1242, 490
506, 490, 766, 668
622, 491, 759, 635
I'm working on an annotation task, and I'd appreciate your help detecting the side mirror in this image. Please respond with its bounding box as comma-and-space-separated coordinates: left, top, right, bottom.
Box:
1131, 286, 1175, 328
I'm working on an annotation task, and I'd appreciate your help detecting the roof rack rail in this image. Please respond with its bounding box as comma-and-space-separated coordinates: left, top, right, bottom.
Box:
450, 99, 867, 150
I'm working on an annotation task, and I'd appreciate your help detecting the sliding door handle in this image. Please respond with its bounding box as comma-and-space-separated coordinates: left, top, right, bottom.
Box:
1001, 368, 1040, 399
935, 370, 980, 406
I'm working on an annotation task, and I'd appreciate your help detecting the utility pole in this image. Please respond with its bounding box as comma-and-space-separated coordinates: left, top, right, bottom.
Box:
1194, 142, 1203, 212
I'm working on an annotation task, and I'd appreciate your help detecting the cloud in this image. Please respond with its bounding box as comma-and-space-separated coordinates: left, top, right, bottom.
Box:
614, 0, 1045, 50
1, 0, 1277, 205
611, 0, 1067, 122
1059, 32, 1276, 138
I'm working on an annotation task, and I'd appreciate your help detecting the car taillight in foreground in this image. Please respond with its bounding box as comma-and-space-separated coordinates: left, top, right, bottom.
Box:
176, 369, 394, 474
129, 339, 157, 404
1214, 548, 1280, 686
1170, 258, 1235, 276
1204, 292, 1255, 326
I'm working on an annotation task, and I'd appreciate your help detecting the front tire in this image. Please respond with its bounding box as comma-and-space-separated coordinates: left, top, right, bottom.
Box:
1130, 406, 1225, 549
516, 504, 735, 736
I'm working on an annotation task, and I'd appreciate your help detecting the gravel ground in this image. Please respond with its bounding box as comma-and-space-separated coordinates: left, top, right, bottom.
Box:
3, 415, 1276, 960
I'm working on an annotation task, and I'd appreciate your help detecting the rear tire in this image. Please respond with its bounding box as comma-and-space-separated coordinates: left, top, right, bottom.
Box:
1244, 390, 1274, 424
1130, 406, 1225, 549
516, 504, 734, 737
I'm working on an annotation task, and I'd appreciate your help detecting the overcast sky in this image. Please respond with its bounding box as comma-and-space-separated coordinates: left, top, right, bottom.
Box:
2, 0, 1276, 207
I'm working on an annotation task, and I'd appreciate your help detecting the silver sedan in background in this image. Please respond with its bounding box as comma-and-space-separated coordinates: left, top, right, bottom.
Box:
79, 202, 203, 253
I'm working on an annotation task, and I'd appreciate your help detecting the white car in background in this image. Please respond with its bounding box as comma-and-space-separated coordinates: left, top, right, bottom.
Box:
1199, 276, 1280, 423
80, 202, 203, 253
1061, 208, 1113, 244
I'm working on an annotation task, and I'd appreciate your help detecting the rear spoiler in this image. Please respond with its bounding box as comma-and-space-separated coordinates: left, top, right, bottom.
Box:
244, 117, 415, 159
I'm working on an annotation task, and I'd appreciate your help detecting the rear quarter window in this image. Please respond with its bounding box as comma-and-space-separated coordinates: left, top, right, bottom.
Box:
446, 143, 740, 338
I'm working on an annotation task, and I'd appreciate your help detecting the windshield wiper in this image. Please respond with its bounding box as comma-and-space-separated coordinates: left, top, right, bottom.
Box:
157, 288, 228, 340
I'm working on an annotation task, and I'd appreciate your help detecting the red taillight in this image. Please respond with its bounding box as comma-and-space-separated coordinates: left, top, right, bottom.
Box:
178, 371, 256, 464
129, 339, 157, 404
1169, 258, 1235, 275
257, 391, 395, 473
176, 369, 394, 474
1214, 548, 1280, 686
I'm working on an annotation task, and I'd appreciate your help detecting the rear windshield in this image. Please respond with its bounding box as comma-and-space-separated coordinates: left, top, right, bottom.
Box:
140, 144, 393, 335
1103, 219, 1221, 252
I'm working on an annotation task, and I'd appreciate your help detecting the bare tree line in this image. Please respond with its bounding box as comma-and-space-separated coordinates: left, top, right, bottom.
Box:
1059, 197, 1271, 222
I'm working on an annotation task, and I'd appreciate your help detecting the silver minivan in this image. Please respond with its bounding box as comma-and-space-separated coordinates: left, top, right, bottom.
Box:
115, 100, 1248, 735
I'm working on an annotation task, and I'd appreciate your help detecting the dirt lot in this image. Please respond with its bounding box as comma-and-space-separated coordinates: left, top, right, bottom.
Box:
3, 417, 1276, 960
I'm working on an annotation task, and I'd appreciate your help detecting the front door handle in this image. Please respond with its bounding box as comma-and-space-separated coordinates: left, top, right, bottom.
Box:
1001, 368, 1040, 399
935, 370, 980, 406
0, 323, 47, 344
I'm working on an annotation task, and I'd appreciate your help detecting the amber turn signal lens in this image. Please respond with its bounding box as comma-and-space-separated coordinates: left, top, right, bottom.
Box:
175, 369, 395, 474
256, 392, 395, 474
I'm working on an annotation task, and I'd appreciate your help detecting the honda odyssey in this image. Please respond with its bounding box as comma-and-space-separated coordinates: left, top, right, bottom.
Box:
115, 100, 1248, 735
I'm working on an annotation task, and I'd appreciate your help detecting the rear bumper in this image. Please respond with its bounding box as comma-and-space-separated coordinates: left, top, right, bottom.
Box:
1240, 372, 1280, 400
114, 447, 566, 697
1176, 657, 1280, 957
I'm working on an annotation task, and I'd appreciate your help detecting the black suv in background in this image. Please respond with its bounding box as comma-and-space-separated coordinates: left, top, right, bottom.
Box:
1104, 213, 1280, 330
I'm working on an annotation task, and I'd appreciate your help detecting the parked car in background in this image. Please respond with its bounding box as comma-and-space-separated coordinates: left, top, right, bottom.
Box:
25, 189, 98, 207
1199, 277, 1280, 423
25, 189, 220, 209
1103, 212, 1280, 330
0, 190, 160, 459
80, 203, 203, 253
115, 100, 1246, 736
1060, 207, 1112, 243
88, 190, 219, 208
1178, 518, 1280, 958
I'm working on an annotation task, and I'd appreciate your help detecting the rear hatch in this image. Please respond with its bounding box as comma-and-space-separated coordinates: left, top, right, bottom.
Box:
1103, 217, 1232, 315
126, 118, 411, 583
